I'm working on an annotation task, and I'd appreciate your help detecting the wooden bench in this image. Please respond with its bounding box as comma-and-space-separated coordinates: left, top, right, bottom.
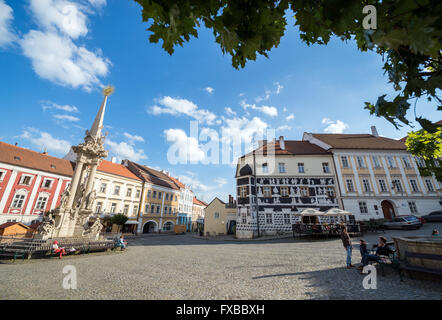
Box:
401, 251, 442, 278
369, 243, 402, 280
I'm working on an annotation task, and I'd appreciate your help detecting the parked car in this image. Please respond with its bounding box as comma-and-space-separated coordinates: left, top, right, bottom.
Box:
421, 210, 442, 222
396, 215, 425, 225
383, 216, 422, 230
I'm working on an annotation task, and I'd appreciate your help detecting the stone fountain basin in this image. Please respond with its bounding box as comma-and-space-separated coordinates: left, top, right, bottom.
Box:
393, 236, 442, 271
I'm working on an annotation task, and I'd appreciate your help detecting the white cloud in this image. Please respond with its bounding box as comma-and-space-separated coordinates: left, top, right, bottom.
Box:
20, 128, 71, 154
277, 125, 291, 131
164, 128, 205, 163
275, 82, 283, 94
53, 114, 80, 122
225, 107, 236, 116
283, 107, 288, 112
0, 0, 15, 47
221, 116, 269, 152
20, 0, 110, 91
30, 0, 88, 39
123, 132, 145, 143
240, 100, 278, 117
178, 174, 211, 193
204, 87, 214, 94
286, 113, 294, 121
255, 90, 271, 103
105, 139, 147, 162
21, 30, 110, 90
150, 96, 216, 125
214, 177, 227, 186
42, 101, 79, 113
88, 0, 106, 7
322, 118, 349, 133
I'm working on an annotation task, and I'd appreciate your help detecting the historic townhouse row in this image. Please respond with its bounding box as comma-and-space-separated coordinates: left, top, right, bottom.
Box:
235, 128, 442, 239
235, 137, 339, 239
303, 127, 442, 221
0, 141, 207, 232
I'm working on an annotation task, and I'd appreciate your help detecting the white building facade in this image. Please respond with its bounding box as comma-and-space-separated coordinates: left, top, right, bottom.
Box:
303, 130, 442, 221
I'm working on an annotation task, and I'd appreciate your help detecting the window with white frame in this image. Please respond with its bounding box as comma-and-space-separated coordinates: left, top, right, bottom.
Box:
265, 213, 273, 224
133, 205, 138, 216
300, 186, 309, 197
262, 163, 269, 173
113, 186, 120, 196
409, 179, 419, 192
416, 157, 426, 167
362, 178, 371, 192
126, 188, 132, 197
402, 156, 412, 169
322, 162, 330, 173
19, 175, 33, 186
341, 156, 349, 168
99, 183, 107, 193
298, 163, 305, 173
240, 186, 248, 198
136, 189, 141, 198
408, 201, 418, 214
280, 186, 289, 197
0, 170, 6, 181
278, 162, 286, 173
326, 187, 335, 198
346, 179, 355, 192
425, 179, 435, 192
151, 204, 155, 213
11, 191, 27, 208
387, 156, 397, 168
357, 156, 366, 168
156, 205, 160, 213
35, 195, 48, 210
263, 186, 272, 197
42, 178, 52, 189
392, 179, 403, 192
95, 202, 102, 213
378, 179, 388, 192
283, 213, 290, 224
110, 203, 117, 213
358, 201, 368, 214
371, 156, 381, 168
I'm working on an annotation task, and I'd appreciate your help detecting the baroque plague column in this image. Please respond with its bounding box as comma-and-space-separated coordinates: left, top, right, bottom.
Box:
38, 87, 114, 239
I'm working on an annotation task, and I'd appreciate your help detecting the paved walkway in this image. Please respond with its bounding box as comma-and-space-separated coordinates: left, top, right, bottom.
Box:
1, 223, 441, 300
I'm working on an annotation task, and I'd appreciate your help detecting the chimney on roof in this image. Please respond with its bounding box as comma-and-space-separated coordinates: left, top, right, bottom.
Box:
279, 136, 285, 150
15, 142, 18, 146
228, 194, 234, 206
111, 156, 117, 163
371, 126, 379, 137
258, 140, 267, 148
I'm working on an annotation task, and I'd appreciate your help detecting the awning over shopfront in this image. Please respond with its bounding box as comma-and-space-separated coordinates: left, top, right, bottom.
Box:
124, 220, 139, 225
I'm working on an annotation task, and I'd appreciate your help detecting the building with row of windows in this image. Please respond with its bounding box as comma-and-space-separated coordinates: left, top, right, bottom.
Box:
235, 128, 442, 239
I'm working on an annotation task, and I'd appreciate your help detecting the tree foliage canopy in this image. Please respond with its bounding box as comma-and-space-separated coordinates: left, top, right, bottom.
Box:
134, 0, 441, 153
110, 213, 129, 226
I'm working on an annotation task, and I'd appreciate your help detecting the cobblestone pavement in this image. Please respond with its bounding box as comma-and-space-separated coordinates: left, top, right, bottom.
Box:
1, 223, 441, 300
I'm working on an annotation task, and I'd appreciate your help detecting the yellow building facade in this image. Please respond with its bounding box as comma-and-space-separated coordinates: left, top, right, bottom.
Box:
204, 197, 236, 236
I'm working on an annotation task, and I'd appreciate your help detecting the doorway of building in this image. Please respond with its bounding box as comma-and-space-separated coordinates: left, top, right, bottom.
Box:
227, 221, 236, 234
143, 221, 157, 233
381, 200, 395, 220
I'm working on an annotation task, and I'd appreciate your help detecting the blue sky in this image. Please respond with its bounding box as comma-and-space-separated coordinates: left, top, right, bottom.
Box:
0, 0, 440, 202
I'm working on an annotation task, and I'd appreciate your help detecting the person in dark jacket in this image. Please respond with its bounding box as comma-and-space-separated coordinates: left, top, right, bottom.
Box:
340, 226, 354, 268
360, 236, 393, 271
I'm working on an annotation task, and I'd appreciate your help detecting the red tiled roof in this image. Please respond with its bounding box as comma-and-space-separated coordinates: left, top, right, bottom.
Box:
98, 160, 142, 181
193, 197, 207, 206
0, 141, 74, 177
125, 160, 179, 190
168, 175, 185, 189
243, 140, 329, 158
311, 133, 407, 150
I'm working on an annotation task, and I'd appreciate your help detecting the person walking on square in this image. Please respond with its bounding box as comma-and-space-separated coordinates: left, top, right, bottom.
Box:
340, 226, 354, 269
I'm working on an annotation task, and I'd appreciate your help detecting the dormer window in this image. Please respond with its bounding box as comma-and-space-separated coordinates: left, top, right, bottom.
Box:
14, 156, 21, 161
50, 164, 56, 169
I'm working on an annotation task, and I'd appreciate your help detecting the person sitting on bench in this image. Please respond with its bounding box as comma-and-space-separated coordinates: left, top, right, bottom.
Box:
359, 236, 393, 272
358, 239, 369, 267
52, 240, 66, 259
118, 235, 127, 249
432, 229, 439, 237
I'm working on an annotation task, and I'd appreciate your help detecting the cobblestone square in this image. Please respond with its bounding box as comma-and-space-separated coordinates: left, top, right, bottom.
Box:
1, 224, 441, 300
